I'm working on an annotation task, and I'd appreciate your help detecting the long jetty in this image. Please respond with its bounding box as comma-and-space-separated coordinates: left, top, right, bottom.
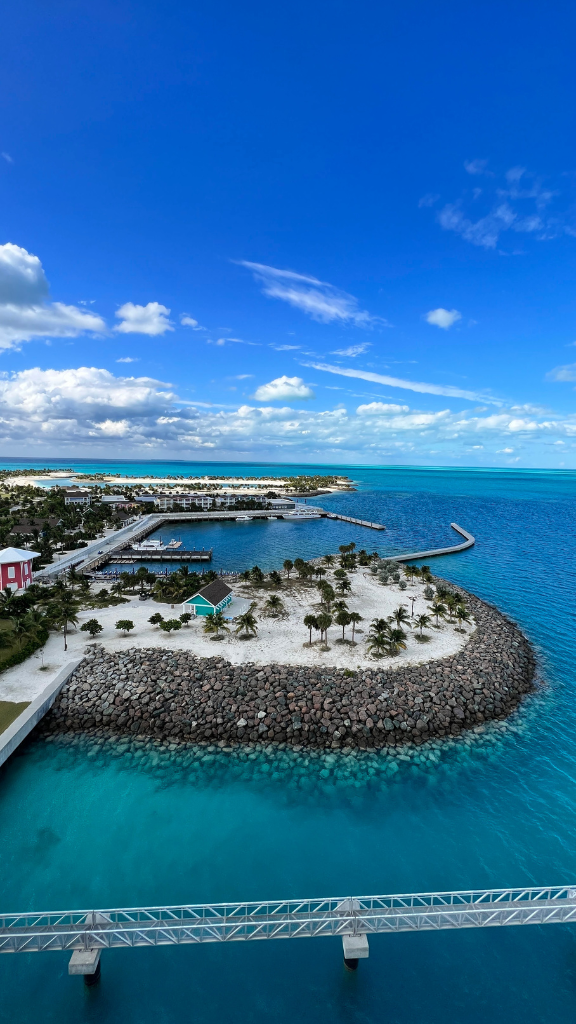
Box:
381, 522, 475, 563
2, 884, 575, 981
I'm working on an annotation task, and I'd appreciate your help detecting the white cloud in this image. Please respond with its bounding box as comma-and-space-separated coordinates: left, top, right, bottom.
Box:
114, 302, 173, 336
0, 243, 105, 350
303, 360, 501, 404
180, 315, 204, 330
116, 357, 139, 363
464, 159, 490, 176
425, 308, 462, 329
270, 344, 300, 351
238, 261, 385, 327
208, 336, 259, 347
1, 153, 13, 164
356, 402, 410, 415
331, 343, 371, 357
0, 365, 575, 462
546, 363, 576, 382
438, 203, 516, 249
252, 375, 315, 402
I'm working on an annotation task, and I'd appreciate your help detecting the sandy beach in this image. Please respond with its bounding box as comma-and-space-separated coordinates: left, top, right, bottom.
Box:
0, 572, 473, 702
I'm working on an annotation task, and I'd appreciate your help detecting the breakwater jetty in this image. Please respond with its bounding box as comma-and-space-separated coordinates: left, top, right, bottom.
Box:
40, 587, 535, 749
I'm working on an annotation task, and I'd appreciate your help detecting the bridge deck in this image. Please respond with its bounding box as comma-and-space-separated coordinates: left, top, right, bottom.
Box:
2, 886, 575, 954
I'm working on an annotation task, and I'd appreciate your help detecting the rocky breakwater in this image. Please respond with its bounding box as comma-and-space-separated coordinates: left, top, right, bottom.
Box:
40, 590, 536, 750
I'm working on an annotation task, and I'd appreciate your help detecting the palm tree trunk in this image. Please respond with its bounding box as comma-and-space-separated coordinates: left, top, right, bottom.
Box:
64, 620, 67, 651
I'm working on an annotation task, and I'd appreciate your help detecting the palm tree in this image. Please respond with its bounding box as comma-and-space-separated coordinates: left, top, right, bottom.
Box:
445, 594, 458, 622
391, 606, 410, 630
11, 618, 32, 650
49, 594, 80, 651
430, 600, 447, 627
303, 613, 318, 645
386, 628, 407, 656
455, 605, 470, 629
264, 594, 285, 617
349, 611, 363, 641
322, 554, 334, 566
413, 613, 431, 636
203, 610, 229, 639
332, 599, 348, 614
366, 631, 388, 659
316, 612, 332, 645
235, 610, 258, 639
335, 609, 352, 641
336, 577, 351, 596
283, 559, 294, 578
318, 582, 335, 610
370, 617, 390, 636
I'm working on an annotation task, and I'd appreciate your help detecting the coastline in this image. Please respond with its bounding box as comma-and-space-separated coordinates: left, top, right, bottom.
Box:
39, 583, 536, 751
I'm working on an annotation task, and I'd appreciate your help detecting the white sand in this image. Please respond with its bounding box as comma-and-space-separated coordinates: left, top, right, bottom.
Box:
0, 573, 473, 702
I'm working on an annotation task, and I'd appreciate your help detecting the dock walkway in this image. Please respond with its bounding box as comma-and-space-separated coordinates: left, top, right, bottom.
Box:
381, 523, 475, 563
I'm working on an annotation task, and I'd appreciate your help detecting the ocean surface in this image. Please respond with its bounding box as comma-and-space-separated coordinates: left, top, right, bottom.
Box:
1, 462, 576, 1023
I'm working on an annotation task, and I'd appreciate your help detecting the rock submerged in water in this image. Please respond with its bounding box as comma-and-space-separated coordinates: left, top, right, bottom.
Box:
40, 586, 536, 750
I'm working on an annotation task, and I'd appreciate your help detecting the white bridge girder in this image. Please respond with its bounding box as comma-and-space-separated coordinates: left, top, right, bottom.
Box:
1, 885, 576, 955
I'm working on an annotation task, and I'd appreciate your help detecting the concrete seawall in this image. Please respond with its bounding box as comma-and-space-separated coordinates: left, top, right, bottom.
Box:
0, 659, 83, 768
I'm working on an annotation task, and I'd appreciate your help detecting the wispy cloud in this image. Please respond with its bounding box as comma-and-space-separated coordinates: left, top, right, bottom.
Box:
180, 314, 205, 330
425, 308, 461, 329
207, 336, 259, 347
270, 343, 300, 351
418, 193, 439, 208
303, 361, 502, 404
1, 152, 13, 165
464, 158, 492, 176
116, 357, 139, 363
546, 363, 576, 382
237, 260, 386, 327
433, 164, 574, 249
331, 343, 371, 357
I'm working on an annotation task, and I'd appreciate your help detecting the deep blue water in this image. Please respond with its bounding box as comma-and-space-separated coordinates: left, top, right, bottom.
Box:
1, 463, 576, 1023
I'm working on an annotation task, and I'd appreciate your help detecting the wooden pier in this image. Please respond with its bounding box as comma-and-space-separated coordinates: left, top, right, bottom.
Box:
326, 513, 385, 530
112, 548, 212, 563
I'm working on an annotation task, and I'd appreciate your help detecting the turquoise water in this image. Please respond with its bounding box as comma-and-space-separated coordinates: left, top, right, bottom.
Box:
2, 463, 576, 1022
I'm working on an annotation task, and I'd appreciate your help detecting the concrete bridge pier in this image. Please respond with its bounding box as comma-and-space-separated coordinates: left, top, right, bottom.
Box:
342, 933, 369, 971
68, 949, 101, 985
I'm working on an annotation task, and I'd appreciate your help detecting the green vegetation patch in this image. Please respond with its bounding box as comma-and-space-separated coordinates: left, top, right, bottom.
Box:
0, 700, 30, 734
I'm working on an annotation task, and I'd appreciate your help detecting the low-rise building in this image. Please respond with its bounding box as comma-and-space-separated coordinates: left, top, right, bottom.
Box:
182, 579, 233, 616
62, 487, 92, 505
0, 547, 40, 591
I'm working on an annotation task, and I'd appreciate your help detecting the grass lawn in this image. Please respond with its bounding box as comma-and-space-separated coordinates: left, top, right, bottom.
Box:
0, 700, 30, 734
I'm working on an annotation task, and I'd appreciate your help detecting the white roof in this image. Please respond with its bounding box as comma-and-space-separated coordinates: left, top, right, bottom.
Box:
0, 547, 40, 564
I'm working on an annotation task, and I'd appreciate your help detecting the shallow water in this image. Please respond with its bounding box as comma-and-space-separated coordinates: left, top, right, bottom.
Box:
1, 464, 576, 1023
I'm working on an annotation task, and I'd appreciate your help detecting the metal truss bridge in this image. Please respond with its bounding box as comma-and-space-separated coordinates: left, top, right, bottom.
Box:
2, 884, 576, 980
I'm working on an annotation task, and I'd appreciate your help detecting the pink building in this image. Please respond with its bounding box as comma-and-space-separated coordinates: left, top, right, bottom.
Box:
0, 547, 40, 592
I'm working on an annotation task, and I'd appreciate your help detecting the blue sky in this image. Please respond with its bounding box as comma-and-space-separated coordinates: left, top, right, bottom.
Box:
1, 0, 576, 466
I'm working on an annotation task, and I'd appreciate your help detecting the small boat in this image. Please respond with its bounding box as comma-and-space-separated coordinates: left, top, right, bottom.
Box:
235, 515, 253, 522
166, 539, 182, 549
267, 516, 278, 520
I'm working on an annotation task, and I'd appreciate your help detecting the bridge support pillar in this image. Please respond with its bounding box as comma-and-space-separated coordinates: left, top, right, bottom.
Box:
342, 933, 369, 971
68, 949, 101, 985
